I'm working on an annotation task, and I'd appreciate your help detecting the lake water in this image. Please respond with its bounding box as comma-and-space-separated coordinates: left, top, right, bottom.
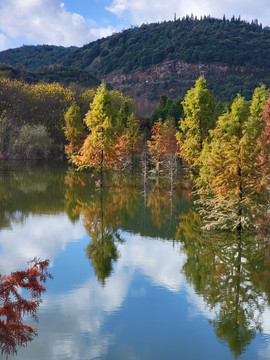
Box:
1, 161, 270, 360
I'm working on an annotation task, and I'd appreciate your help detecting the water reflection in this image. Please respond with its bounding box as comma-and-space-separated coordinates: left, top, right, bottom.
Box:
64, 169, 186, 285
1, 162, 270, 359
176, 208, 270, 357
0, 161, 66, 229
65, 170, 140, 285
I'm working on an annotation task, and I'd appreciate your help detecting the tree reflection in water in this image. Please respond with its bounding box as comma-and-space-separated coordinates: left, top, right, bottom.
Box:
65, 169, 140, 285
0, 258, 52, 358
65, 167, 185, 285
176, 203, 270, 358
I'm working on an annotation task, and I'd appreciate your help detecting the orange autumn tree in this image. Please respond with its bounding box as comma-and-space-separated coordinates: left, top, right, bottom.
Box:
0, 258, 52, 357
71, 83, 140, 173
117, 113, 143, 166
147, 118, 179, 175
196, 85, 269, 230
258, 90, 270, 184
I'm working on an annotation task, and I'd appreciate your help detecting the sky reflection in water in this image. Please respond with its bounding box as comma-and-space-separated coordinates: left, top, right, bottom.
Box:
0, 162, 270, 359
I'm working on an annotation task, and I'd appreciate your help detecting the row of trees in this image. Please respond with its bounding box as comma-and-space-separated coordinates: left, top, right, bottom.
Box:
178, 77, 270, 229
64, 83, 181, 182
64, 83, 142, 176
65, 77, 270, 230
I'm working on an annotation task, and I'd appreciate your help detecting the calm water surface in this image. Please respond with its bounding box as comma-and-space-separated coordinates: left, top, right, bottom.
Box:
1, 161, 270, 359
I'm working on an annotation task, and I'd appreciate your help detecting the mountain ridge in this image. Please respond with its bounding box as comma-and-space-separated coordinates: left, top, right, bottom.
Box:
0, 16, 270, 116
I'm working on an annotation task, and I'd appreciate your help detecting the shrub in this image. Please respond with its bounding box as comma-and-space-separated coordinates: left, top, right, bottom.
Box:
11, 124, 52, 159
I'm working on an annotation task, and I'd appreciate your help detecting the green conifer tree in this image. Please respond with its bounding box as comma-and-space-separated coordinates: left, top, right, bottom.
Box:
176, 76, 216, 172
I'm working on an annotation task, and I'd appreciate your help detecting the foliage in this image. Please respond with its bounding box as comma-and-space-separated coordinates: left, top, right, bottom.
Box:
195, 85, 269, 230
1, 17, 270, 73
150, 94, 183, 127
64, 103, 86, 160
0, 78, 74, 146
258, 90, 270, 182
176, 76, 216, 171
10, 125, 52, 159
0, 63, 99, 89
0, 258, 52, 357
2, 18, 270, 102
148, 118, 179, 175
69, 83, 141, 171
175, 208, 270, 357
117, 113, 144, 166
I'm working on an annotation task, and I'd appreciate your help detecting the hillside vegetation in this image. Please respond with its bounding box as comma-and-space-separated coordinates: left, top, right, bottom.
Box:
1, 16, 270, 112
1, 16, 269, 73
0, 63, 99, 88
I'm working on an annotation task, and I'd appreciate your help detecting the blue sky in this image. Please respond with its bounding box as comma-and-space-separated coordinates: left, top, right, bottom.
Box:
0, 0, 269, 51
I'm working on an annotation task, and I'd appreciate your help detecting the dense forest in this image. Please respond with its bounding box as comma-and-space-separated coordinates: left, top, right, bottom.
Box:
1, 17, 270, 104
0, 63, 99, 88
1, 16, 269, 72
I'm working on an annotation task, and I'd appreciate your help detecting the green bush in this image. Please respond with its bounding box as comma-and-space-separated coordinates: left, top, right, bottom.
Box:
11, 124, 52, 159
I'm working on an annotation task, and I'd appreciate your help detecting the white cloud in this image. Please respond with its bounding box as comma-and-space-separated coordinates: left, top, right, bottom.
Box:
0, 0, 116, 48
107, 0, 270, 26
0, 227, 186, 359
3, 219, 270, 359
118, 233, 186, 292
0, 213, 85, 273
0, 0, 269, 51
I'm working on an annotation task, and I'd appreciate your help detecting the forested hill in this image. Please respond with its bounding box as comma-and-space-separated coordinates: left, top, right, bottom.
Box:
1, 16, 270, 115
1, 16, 269, 72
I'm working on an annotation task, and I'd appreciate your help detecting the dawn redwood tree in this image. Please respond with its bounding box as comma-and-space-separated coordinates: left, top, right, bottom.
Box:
73, 83, 120, 172
72, 83, 139, 176
117, 113, 143, 166
0, 258, 52, 357
258, 88, 270, 185
176, 76, 216, 173
147, 118, 179, 175
196, 85, 268, 230
64, 103, 86, 161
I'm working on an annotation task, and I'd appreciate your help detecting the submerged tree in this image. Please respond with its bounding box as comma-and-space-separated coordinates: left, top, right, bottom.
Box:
258, 89, 270, 184
147, 118, 179, 175
68, 83, 141, 175
0, 259, 52, 358
117, 113, 143, 166
195, 85, 268, 230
